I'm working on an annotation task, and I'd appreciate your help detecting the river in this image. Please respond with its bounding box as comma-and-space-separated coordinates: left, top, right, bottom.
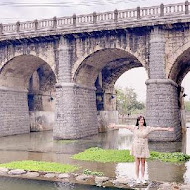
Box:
0, 125, 189, 189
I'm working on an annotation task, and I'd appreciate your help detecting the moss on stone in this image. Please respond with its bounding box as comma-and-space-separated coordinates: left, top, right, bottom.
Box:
83, 169, 104, 176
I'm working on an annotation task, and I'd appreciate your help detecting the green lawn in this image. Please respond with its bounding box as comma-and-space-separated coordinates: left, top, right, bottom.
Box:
0, 160, 79, 173
72, 147, 190, 163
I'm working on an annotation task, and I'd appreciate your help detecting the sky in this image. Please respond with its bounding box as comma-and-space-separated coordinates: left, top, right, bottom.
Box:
0, 0, 189, 102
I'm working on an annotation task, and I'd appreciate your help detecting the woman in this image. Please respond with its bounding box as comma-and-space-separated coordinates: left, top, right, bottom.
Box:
108, 115, 174, 184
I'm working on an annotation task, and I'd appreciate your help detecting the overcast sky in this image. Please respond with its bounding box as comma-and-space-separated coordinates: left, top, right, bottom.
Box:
0, 0, 189, 102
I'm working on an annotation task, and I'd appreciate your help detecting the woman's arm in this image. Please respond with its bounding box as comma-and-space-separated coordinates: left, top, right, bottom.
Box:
149, 126, 174, 132
108, 123, 134, 130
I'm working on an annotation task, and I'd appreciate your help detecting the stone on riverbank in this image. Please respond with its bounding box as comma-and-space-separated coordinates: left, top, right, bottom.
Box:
25, 172, 40, 178
76, 174, 93, 181
44, 173, 57, 178
58, 173, 70, 179
112, 177, 128, 185
0, 168, 9, 174
95, 176, 109, 184
8, 169, 27, 175
180, 184, 190, 189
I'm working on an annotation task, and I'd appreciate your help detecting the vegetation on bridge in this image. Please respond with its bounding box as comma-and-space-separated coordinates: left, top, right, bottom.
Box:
72, 147, 190, 163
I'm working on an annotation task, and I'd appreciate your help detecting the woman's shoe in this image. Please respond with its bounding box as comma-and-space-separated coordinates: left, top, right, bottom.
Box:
136, 178, 141, 184
141, 178, 146, 184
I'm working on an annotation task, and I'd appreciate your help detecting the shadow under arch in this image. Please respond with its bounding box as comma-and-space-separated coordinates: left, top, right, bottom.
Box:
0, 54, 57, 136
168, 46, 190, 85
0, 54, 57, 89
73, 48, 147, 87
72, 48, 147, 133
168, 46, 190, 143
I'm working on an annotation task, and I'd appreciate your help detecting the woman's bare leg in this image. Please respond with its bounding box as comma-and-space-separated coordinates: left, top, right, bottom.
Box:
141, 158, 146, 179
135, 157, 140, 179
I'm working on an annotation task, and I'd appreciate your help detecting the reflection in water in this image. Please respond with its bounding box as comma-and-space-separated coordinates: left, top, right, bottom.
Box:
115, 128, 190, 183
0, 177, 116, 190
147, 160, 186, 182
0, 127, 189, 186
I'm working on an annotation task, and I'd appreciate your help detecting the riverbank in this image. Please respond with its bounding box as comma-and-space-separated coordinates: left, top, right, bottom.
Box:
0, 167, 190, 190
0, 130, 189, 189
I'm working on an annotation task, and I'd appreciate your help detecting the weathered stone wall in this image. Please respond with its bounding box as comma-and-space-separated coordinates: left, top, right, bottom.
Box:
165, 25, 190, 81
72, 29, 149, 83
0, 87, 30, 136
29, 111, 54, 132
0, 41, 57, 76
54, 36, 98, 139
146, 79, 181, 141
0, 24, 190, 141
54, 83, 98, 139
145, 28, 181, 141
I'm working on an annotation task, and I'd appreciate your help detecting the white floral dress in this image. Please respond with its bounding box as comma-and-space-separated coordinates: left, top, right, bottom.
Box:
129, 126, 155, 158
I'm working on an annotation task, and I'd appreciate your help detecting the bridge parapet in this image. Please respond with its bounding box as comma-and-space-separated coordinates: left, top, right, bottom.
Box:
0, 1, 190, 39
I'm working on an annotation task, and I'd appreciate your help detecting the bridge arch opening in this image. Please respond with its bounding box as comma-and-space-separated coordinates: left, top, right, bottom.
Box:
0, 55, 57, 136
73, 48, 147, 131
74, 48, 145, 87
169, 47, 190, 134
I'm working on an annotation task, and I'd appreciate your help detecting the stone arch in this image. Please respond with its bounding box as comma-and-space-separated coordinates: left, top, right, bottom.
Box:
0, 54, 57, 135
72, 48, 147, 131
0, 54, 57, 89
167, 45, 190, 138
72, 47, 147, 87
168, 46, 190, 86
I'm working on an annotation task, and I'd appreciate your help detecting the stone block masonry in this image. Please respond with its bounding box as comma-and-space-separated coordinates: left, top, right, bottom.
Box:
0, 87, 30, 137
1, 2, 190, 141
54, 83, 98, 139
146, 79, 181, 141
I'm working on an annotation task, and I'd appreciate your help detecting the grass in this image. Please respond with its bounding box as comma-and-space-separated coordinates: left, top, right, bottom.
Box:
72, 147, 190, 163
0, 160, 79, 173
83, 169, 104, 176
72, 147, 134, 163
149, 151, 190, 163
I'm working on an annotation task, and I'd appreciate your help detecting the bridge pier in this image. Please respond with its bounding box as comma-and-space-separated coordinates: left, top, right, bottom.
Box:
53, 36, 98, 139
0, 87, 30, 136
146, 79, 181, 141
97, 88, 118, 132
146, 27, 181, 141
54, 83, 98, 139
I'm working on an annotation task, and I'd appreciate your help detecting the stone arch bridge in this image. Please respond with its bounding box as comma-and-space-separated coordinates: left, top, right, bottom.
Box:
0, 1, 190, 141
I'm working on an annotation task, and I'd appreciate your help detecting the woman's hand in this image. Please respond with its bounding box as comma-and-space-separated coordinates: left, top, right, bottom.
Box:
107, 123, 116, 129
168, 127, 174, 132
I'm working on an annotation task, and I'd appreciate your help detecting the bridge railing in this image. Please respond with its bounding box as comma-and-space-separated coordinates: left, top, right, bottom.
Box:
0, 1, 189, 35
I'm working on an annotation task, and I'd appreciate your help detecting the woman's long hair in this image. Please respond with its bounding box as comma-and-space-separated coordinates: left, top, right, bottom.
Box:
135, 115, 146, 127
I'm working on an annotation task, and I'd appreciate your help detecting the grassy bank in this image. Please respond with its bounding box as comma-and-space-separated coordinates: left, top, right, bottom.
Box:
0, 160, 79, 173
72, 147, 190, 163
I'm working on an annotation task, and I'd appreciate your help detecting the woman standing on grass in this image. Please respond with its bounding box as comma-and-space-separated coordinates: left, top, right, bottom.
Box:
108, 115, 174, 184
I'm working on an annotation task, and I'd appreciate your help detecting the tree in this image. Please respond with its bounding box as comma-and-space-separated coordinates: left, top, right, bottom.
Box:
116, 87, 145, 115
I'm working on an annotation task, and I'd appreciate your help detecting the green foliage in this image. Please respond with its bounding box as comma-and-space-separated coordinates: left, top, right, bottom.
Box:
115, 87, 145, 115
0, 160, 79, 173
185, 101, 190, 112
72, 147, 134, 163
73, 147, 190, 163
83, 169, 104, 176
149, 151, 190, 162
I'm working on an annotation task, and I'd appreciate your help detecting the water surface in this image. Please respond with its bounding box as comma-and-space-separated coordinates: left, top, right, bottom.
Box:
0, 126, 189, 189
